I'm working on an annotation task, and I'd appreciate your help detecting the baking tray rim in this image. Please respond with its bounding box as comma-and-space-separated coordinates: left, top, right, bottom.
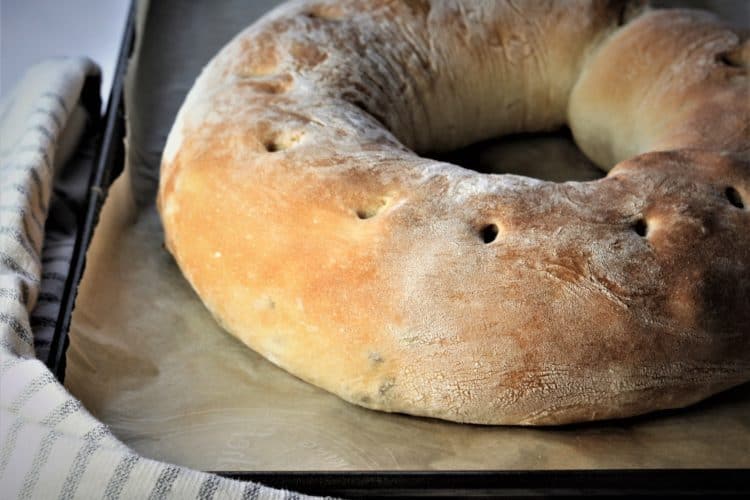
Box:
49, 1, 750, 495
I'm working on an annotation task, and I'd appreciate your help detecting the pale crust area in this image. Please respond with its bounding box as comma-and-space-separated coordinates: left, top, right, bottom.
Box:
158, 0, 750, 424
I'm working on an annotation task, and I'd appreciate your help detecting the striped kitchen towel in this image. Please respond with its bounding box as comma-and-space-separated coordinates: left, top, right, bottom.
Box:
0, 58, 320, 499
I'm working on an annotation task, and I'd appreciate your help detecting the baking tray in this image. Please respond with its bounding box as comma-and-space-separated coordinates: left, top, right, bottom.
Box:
49, 1, 750, 496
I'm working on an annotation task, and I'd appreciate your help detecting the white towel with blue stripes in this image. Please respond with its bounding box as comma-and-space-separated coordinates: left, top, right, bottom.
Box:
0, 58, 318, 500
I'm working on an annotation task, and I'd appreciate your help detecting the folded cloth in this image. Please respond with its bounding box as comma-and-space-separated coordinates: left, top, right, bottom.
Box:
0, 58, 318, 500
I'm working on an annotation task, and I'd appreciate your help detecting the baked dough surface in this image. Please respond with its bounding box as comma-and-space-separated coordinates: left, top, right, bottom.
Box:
159, 0, 750, 424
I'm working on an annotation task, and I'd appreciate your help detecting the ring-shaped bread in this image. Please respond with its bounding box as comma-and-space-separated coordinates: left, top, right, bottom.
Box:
158, 0, 749, 425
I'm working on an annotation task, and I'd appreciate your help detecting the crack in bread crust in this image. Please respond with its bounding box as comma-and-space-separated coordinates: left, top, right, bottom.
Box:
158, 0, 750, 425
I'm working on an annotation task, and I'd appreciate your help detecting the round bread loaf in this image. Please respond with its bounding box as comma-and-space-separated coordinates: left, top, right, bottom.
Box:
158, 0, 749, 425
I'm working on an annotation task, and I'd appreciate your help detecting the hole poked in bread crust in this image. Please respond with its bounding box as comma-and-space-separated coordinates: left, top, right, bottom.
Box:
264, 130, 305, 153
301, 4, 346, 21
632, 218, 648, 237
356, 197, 390, 220
716, 43, 748, 69
480, 223, 499, 244
264, 140, 282, 153
726, 186, 745, 209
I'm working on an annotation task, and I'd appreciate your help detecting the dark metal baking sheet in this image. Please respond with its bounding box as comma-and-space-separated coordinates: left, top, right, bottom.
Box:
53, 0, 750, 496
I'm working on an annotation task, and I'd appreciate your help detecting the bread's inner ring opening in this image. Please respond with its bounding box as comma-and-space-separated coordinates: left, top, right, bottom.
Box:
426, 128, 606, 183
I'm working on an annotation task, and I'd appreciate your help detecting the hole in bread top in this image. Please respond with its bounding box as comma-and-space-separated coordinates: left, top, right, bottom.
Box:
265, 140, 281, 152
716, 49, 746, 69
632, 218, 648, 237
356, 197, 389, 220
425, 128, 606, 183
301, 4, 345, 21
481, 224, 499, 244
726, 186, 745, 208
356, 208, 378, 219
263, 130, 305, 153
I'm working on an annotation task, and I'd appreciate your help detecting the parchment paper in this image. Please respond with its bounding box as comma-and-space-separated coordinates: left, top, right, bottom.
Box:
64, 0, 750, 471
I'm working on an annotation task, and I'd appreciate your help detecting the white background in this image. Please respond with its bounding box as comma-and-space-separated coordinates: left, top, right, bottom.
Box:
1, 0, 131, 105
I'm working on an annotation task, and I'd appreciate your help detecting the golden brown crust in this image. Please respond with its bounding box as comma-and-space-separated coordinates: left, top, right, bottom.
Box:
158, 0, 750, 425
569, 8, 750, 166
